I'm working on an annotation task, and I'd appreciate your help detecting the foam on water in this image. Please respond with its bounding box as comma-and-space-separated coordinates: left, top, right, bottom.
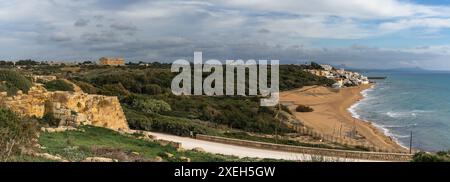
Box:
347, 72, 450, 151
371, 122, 410, 149
385, 110, 433, 119
348, 102, 361, 119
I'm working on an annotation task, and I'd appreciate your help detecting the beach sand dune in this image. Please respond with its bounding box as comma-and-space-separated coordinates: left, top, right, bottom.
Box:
280, 85, 405, 152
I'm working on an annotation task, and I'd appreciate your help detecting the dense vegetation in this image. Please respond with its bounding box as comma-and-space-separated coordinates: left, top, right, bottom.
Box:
0, 108, 39, 161
296, 105, 314, 112
279, 65, 335, 91
124, 107, 220, 137
44, 79, 74, 92
412, 151, 450, 162
0, 63, 339, 152
0, 70, 33, 95
65, 64, 334, 136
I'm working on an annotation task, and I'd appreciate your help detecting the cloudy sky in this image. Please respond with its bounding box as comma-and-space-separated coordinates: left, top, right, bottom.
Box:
2, 0, 450, 70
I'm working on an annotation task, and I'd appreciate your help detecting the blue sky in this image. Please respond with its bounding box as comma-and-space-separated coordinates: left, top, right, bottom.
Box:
1, 0, 450, 70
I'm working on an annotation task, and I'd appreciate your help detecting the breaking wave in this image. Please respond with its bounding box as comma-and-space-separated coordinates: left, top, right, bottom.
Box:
385, 110, 434, 119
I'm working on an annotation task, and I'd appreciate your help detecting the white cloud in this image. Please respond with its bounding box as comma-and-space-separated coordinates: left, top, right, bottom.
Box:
379, 18, 450, 32
219, 0, 450, 19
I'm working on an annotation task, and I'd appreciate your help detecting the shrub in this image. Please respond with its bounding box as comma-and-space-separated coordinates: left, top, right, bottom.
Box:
125, 108, 216, 136
0, 108, 39, 161
0, 70, 32, 95
72, 80, 100, 94
42, 113, 60, 127
101, 83, 130, 96
142, 84, 162, 95
123, 95, 171, 114
296, 105, 314, 112
310, 62, 323, 70
412, 151, 450, 162
44, 79, 74, 92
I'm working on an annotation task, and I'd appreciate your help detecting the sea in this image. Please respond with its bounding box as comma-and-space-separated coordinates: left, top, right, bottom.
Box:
349, 70, 450, 152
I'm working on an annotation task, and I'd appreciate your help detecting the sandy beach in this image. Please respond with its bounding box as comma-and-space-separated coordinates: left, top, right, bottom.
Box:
280, 84, 406, 152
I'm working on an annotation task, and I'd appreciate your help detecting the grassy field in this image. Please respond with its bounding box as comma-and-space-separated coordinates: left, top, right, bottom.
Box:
38, 126, 284, 162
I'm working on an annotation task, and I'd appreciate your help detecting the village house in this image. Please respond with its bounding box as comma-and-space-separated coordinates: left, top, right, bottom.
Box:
305, 64, 370, 88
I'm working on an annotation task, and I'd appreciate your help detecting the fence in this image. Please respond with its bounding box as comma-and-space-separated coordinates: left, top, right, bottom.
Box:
284, 117, 405, 153
196, 134, 413, 161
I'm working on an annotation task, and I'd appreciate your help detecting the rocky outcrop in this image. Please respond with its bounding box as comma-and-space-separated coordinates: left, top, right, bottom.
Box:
0, 84, 129, 131
81, 157, 119, 162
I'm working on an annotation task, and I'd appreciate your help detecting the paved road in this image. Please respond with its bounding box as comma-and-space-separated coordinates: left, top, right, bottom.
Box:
144, 131, 377, 162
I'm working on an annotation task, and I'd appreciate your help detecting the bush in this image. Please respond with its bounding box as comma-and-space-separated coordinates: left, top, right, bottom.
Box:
44, 79, 74, 92
296, 105, 314, 112
101, 83, 130, 96
0, 108, 39, 161
42, 113, 60, 127
310, 62, 323, 70
123, 95, 171, 114
125, 108, 216, 136
412, 151, 450, 162
142, 84, 162, 95
72, 80, 100, 94
0, 70, 33, 95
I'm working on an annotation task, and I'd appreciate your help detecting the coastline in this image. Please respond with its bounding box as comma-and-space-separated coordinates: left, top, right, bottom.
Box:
280, 84, 406, 152
348, 85, 410, 150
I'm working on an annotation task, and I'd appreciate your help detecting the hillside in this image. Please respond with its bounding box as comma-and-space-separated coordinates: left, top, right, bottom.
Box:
0, 64, 353, 162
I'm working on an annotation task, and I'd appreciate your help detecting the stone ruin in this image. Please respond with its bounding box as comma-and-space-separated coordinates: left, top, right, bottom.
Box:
0, 84, 129, 131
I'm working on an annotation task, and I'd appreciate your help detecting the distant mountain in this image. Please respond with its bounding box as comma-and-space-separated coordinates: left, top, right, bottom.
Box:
343, 66, 433, 73
385, 67, 427, 72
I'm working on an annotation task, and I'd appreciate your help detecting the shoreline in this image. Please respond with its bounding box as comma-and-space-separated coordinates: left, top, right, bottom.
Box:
347, 85, 410, 150
280, 84, 407, 153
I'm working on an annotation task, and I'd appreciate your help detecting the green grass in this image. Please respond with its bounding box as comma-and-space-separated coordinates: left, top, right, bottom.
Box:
38, 126, 284, 162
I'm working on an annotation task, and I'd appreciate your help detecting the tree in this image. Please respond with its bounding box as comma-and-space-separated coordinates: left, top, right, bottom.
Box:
0, 70, 33, 95
310, 62, 323, 70
0, 108, 39, 161
15, 59, 39, 66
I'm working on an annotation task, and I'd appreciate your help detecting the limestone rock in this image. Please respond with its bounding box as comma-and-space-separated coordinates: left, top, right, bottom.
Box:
33, 153, 69, 162
160, 152, 174, 158
42, 126, 82, 133
180, 156, 191, 162
131, 152, 140, 156
153, 156, 164, 162
192, 147, 205, 153
0, 84, 129, 131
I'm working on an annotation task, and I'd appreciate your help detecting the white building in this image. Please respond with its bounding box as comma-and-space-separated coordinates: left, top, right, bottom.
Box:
320, 64, 333, 71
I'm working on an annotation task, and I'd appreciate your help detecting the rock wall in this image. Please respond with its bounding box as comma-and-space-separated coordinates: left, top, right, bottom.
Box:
0, 85, 129, 131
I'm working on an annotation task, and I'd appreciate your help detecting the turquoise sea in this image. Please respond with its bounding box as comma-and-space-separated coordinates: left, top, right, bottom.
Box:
349, 70, 450, 152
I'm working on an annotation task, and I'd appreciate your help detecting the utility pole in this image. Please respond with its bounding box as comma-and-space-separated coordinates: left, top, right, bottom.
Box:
409, 131, 413, 154
274, 102, 281, 144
